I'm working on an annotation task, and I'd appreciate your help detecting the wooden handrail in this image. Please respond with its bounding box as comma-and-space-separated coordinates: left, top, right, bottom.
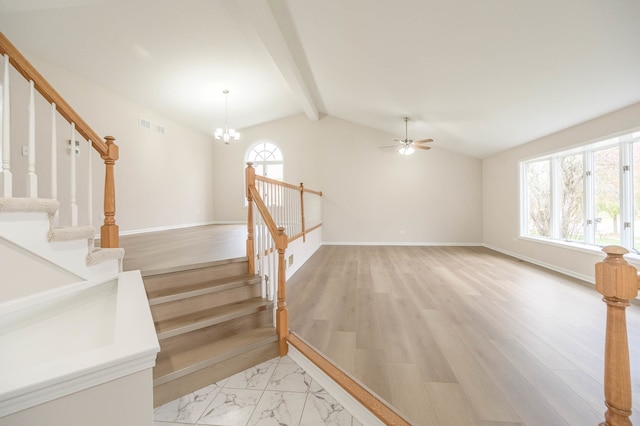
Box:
255, 174, 301, 191
595, 245, 638, 426
255, 173, 323, 196
0, 33, 108, 155
248, 186, 287, 247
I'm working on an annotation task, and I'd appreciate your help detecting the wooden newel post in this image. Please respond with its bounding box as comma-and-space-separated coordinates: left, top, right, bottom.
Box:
595, 245, 638, 426
276, 226, 289, 356
246, 163, 255, 274
100, 136, 119, 248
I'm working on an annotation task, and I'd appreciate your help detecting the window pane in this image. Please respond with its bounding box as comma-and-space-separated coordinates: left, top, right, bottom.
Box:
559, 155, 584, 241
594, 146, 620, 246
633, 141, 640, 249
526, 160, 551, 237
265, 164, 283, 180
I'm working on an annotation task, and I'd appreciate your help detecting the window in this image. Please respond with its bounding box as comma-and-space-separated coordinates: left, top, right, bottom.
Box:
245, 140, 283, 181
245, 141, 284, 206
521, 129, 640, 251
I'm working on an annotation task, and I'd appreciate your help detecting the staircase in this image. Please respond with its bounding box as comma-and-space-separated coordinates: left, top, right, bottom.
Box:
0, 198, 124, 289
142, 257, 279, 407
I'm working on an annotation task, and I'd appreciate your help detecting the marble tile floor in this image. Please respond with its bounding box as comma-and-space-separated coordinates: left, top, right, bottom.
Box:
154, 355, 363, 426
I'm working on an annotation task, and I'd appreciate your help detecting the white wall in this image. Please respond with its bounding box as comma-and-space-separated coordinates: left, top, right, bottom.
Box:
0, 369, 153, 426
6, 53, 216, 233
483, 101, 640, 281
212, 114, 483, 244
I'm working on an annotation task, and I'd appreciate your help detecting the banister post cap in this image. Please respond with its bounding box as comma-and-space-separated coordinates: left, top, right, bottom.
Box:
596, 245, 638, 299
602, 245, 629, 256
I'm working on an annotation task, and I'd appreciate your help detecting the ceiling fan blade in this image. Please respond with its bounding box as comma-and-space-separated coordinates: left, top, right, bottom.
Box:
415, 138, 434, 144
379, 145, 399, 149
414, 145, 431, 150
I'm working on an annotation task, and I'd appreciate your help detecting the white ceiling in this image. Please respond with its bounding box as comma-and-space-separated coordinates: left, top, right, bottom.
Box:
1, 0, 639, 158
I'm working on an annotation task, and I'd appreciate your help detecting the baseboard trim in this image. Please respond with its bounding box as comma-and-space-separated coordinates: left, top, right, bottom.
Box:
481, 243, 595, 284
286, 332, 412, 426
324, 241, 482, 247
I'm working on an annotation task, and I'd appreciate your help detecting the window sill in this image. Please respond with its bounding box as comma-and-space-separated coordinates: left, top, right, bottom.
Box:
518, 235, 640, 267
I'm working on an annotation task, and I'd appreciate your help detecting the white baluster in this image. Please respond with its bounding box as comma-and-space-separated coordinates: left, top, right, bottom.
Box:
50, 103, 57, 200
258, 208, 266, 299
70, 123, 78, 226
270, 237, 276, 301
1, 54, 12, 197
27, 80, 37, 197
87, 140, 92, 227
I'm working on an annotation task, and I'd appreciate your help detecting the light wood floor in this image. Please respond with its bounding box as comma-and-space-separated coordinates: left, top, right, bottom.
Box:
287, 245, 640, 425
119, 224, 246, 272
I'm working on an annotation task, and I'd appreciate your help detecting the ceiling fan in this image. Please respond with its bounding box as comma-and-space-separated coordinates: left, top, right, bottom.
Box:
380, 116, 433, 155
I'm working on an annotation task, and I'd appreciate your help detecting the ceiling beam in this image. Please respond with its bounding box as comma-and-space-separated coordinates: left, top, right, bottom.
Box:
235, 0, 320, 121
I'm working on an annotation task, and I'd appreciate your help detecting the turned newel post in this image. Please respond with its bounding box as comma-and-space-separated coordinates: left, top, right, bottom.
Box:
100, 136, 119, 248
276, 226, 289, 356
595, 245, 638, 426
246, 162, 255, 274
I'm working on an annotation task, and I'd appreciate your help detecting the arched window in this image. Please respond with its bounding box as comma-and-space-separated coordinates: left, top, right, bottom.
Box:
245, 140, 284, 180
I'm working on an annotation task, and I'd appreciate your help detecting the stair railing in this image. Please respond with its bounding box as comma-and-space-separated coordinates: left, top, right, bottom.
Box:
245, 162, 323, 355
595, 245, 639, 426
0, 32, 119, 248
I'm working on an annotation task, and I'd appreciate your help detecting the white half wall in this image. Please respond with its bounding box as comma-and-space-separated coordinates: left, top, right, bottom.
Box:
482, 101, 640, 282
212, 114, 483, 244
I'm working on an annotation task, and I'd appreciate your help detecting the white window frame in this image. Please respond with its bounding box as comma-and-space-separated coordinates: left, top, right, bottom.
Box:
244, 140, 285, 206
520, 127, 640, 252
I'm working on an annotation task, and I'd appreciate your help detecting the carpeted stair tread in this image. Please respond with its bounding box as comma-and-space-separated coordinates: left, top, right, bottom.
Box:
48, 225, 95, 242
0, 197, 59, 215
155, 297, 272, 340
147, 273, 260, 304
153, 326, 277, 384
86, 247, 125, 265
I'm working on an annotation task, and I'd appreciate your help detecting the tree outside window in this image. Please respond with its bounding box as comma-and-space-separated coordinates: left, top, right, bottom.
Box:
559, 154, 584, 242
593, 146, 620, 246
526, 160, 551, 237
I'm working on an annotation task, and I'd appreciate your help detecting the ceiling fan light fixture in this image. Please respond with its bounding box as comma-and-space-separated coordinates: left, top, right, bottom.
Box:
399, 146, 414, 155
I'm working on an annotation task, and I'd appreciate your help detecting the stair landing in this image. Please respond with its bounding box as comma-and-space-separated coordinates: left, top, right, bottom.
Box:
120, 224, 246, 272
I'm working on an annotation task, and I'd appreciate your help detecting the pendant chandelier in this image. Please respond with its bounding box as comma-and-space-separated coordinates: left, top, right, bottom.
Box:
215, 89, 240, 144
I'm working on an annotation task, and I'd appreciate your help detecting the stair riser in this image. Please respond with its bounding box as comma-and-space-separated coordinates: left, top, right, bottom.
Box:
158, 308, 273, 359
150, 284, 262, 322
153, 340, 279, 407
143, 261, 248, 292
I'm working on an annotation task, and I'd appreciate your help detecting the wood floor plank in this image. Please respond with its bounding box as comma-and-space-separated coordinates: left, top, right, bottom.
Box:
423, 382, 479, 426
386, 363, 440, 425
422, 309, 523, 424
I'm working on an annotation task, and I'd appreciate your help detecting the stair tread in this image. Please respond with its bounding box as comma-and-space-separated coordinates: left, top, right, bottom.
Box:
154, 326, 277, 381
142, 257, 249, 277
147, 273, 260, 302
155, 297, 272, 339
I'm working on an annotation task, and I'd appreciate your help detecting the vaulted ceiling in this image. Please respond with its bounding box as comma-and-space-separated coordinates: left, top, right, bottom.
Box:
1, 0, 639, 158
